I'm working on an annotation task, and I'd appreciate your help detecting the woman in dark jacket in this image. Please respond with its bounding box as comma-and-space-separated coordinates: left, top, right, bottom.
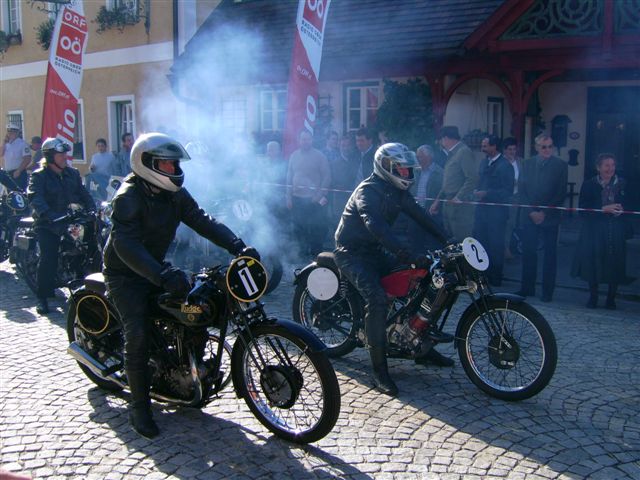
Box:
572, 153, 630, 309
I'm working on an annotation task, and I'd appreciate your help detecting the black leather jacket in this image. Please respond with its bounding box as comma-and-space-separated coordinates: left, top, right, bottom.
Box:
103, 176, 243, 285
27, 165, 95, 233
335, 174, 447, 255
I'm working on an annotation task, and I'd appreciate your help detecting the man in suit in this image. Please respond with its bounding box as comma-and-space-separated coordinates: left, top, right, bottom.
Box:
503, 137, 523, 259
472, 135, 514, 286
403, 144, 444, 251
354, 127, 375, 186
429, 126, 479, 241
515, 133, 568, 302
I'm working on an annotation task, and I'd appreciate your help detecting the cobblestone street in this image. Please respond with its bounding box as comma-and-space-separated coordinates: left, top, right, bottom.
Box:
1, 260, 639, 479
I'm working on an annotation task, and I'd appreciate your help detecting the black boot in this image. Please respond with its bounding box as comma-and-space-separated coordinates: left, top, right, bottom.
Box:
36, 297, 50, 314
605, 284, 617, 310
369, 347, 398, 396
415, 348, 455, 367
586, 283, 598, 309
127, 369, 159, 439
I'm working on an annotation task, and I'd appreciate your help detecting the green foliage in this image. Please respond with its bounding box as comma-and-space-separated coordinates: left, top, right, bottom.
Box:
36, 18, 55, 50
374, 78, 434, 149
94, 5, 139, 34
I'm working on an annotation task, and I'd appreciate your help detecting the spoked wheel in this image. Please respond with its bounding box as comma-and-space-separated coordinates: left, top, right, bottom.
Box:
292, 280, 359, 358
231, 324, 340, 444
66, 292, 124, 391
457, 299, 557, 401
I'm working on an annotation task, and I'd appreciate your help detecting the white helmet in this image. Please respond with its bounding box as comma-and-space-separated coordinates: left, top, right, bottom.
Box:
6, 122, 21, 132
41, 137, 71, 162
130, 133, 191, 192
373, 142, 419, 190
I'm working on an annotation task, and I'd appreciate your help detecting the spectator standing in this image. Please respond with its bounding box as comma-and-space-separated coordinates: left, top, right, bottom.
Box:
1, 123, 31, 191
515, 133, 568, 302
286, 130, 331, 257
89, 138, 116, 199
112, 132, 134, 177
571, 154, 631, 309
429, 125, 479, 241
28, 136, 43, 172
472, 135, 514, 286
323, 131, 340, 163
502, 137, 523, 259
354, 128, 375, 185
328, 134, 359, 227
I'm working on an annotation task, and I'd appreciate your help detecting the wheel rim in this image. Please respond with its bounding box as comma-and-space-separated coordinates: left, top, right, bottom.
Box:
465, 308, 545, 392
298, 289, 353, 348
242, 334, 326, 435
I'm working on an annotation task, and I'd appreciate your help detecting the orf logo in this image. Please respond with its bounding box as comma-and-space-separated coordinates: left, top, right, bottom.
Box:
303, 0, 325, 32
56, 21, 86, 65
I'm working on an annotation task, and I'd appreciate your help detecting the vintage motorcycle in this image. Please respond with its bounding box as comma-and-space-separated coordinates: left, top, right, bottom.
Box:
12, 206, 102, 294
67, 255, 341, 443
0, 170, 28, 263
292, 237, 557, 401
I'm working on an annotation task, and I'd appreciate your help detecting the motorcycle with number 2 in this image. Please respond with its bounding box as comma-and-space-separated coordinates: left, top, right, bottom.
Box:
293, 237, 557, 401
67, 255, 340, 443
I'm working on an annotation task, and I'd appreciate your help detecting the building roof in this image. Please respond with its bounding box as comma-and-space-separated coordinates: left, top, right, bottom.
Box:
172, 0, 505, 85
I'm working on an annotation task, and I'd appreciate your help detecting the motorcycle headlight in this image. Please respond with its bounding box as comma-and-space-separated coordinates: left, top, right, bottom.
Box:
68, 223, 85, 241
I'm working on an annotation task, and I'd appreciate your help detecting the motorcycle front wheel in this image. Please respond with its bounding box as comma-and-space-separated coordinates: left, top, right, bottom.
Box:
457, 298, 557, 401
292, 276, 359, 358
231, 324, 340, 444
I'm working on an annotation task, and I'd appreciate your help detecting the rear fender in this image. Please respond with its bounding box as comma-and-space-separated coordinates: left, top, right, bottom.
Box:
454, 293, 526, 349
293, 262, 318, 285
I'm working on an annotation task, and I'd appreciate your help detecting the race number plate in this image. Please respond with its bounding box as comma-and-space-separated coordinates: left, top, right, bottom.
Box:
462, 237, 489, 271
307, 267, 339, 300
226, 256, 268, 302
232, 199, 253, 222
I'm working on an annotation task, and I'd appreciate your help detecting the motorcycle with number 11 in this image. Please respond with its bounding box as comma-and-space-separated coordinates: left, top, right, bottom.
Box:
293, 237, 557, 401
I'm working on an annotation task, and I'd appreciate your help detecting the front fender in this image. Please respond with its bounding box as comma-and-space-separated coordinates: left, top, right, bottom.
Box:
293, 262, 317, 285
454, 293, 527, 349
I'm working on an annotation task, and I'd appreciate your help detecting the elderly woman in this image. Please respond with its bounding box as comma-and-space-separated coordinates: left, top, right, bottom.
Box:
571, 153, 631, 309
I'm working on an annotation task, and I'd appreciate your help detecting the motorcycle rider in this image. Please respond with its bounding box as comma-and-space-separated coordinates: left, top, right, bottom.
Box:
334, 143, 451, 397
103, 133, 259, 439
27, 138, 95, 314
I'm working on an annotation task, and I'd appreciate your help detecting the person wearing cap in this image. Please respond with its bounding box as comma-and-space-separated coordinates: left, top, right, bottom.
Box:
27, 138, 95, 314
28, 136, 43, 172
1, 123, 31, 190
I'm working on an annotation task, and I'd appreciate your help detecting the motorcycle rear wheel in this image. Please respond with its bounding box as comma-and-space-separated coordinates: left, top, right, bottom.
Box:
457, 298, 557, 401
292, 277, 359, 358
66, 293, 124, 392
231, 324, 340, 444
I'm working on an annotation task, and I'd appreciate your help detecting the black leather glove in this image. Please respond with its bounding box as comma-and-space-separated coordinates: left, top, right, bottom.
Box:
229, 237, 247, 256
239, 246, 260, 261
160, 265, 191, 297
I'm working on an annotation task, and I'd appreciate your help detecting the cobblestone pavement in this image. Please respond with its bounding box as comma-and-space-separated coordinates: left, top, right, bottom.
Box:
1, 260, 639, 479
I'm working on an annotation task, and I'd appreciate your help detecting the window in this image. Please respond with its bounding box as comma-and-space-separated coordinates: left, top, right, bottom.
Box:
6, 111, 24, 136
108, 0, 139, 14
221, 95, 247, 134
108, 95, 136, 152
344, 83, 380, 132
2, 0, 21, 35
72, 100, 86, 162
487, 97, 504, 138
260, 89, 287, 132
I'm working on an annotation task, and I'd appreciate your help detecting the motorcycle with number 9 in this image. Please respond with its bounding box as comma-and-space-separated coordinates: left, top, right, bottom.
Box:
293, 237, 557, 401
67, 255, 340, 443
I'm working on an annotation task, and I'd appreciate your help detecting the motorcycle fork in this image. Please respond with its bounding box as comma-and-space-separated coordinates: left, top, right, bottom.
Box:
466, 289, 509, 339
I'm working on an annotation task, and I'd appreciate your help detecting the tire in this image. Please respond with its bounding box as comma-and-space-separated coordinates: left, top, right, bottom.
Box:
292, 276, 359, 358
262, 254, 283, 295
231, 324, 341, 444
66, 292, 124, 392
457, 298, 557, 401
16, 245, 39, 295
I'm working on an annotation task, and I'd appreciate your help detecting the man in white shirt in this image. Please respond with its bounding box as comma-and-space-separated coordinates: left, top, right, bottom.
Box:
1, 123, 31, 191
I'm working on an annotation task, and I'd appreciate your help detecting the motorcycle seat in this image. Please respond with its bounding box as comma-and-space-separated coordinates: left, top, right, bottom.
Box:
18, 217, 34, 227
85, 272, 106, 295
315, 252, 337, 270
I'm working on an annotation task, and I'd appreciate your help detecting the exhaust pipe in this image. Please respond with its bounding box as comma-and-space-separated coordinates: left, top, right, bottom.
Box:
67, 341, 116, 377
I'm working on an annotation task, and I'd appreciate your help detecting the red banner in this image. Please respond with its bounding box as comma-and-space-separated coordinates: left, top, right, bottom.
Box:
282, 0, 332, 157
41, 2, 88, 160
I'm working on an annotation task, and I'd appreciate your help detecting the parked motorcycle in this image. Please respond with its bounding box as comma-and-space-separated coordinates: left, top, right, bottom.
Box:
67, 255, 341, 443
0, 170, 28, 263
171, 196, 283, 294
292, 237, 557, 401
12, 206, 102, 294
